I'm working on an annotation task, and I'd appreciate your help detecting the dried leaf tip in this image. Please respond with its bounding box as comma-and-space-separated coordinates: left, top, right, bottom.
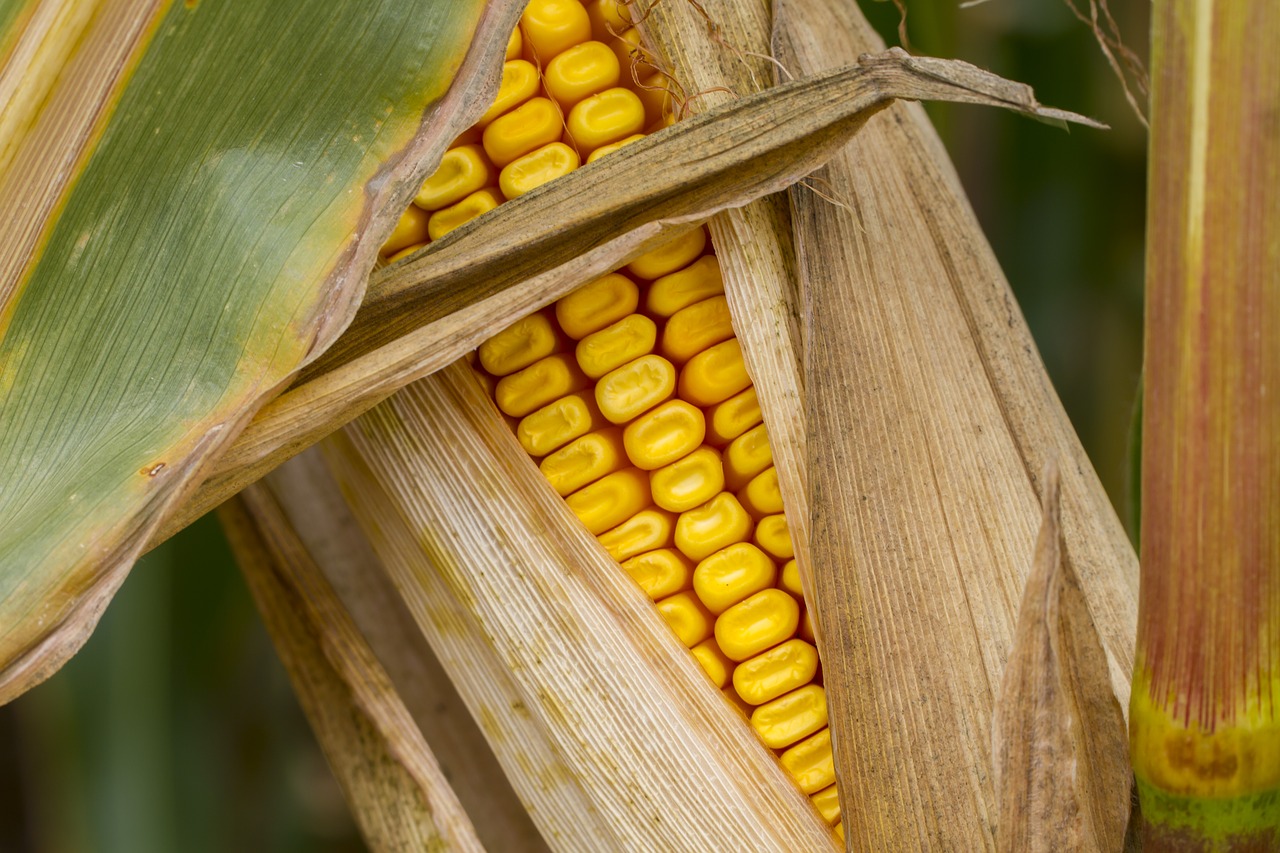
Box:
993, 461, 1130, 852
857, 48, 1109, 130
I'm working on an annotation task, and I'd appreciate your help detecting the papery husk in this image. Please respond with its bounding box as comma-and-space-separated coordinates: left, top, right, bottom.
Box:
322, 361, 841, 852
247, 452, 547, 852
220, 486, 489, 853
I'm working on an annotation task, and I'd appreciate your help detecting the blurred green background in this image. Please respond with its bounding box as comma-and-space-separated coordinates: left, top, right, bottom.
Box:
0, 2, 1147, 850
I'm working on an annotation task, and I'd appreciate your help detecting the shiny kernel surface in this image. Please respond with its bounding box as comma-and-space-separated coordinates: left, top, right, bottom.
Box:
780, 559, 804, 599
674, 492, 753, 562
646, 255, 724, 318
622, 399, 705, 470
755, 513, 794, 560
779, 729, 836, 794
627, 227, 707, 280
750, 684, 829, 749
691, 638, 734, 689
739, 466, 784, 519
521, 0, 592, 61
724, 423, 774, 490
516, 391, 601, 457
479, 60, 540, 127
587, 0, 631, 40
661, 295, 735, 363
799, 607, 816, 643
586, 132, 645, 163
620, 548, 691, 600
556, 272, 639, 339
650, 446, 724, 513
595, 354, 676, 423
678, 338, 750, 407
540, 428, 626, 496
500, 142, 580, 199
544, 40, 620, 109
483, 97, 563, 167
494, 353, 586, 418
597, 507, 675, 562
567, 87, 646, 154
732, 638, 819, 706
479, 311, 559, 377
416, 144, 492, 211
565, 467, 650, 535
715, 588, 800, 662
576, 313, 656, 379
427, 188, 502, 240
811, 784, 841, 826
655, 590, 714, 647
505, 24, 523, 60
693, 542, 777, 615
706, 386, 762, 446
382, 204, 430, 257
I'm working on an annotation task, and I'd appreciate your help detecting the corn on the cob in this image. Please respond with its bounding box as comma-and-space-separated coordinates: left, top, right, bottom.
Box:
380, 0, 840, 827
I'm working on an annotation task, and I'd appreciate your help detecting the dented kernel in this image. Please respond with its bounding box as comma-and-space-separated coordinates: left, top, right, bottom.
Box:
755, 513, 794, 561
567, 87, 646, 154
623, 399, 705, 470
715, 588, 799, 662
780, 729, 836, 794
544, 40, 621, 109
416, 144, 493, 211
650, 446, 724, 513
656, 590, 714, 647
724, 423, 774, 490
706, 386, 763, 446
811, 784, 842, 826
661, 295, 735, 363
675, 492, 753, 562
646, 255, 725, 318
479, 311, 560, 377
484, 97, 564, 167
693, 542, 778, 615
732, 638, 820, 706
516, 391, 603, 457
500, 142, 580, 199
576, 313, 657, 379
521, 0, 592, 61
691, 638, 734, 689
679, 338, 751, 408
750, 684, 828, 749
494, 353, 588, 418
621, 548, 692, 600
427, 188, 503, 240
595, 354, 676, 423
540, 428, 627, 496
780, 559, 804, 599
597, 507, 676, 562
556, 272, 639, 339
565, 467, 650, 535
739, 466, 784, 519
627, 227, 707, 280
478, 60, 541, 128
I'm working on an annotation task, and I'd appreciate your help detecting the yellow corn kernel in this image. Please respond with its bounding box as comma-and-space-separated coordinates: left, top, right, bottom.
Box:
715, 588, 800, 662
834, 822, 844, 842
381, 204, 431, 257
811, 785, 841, 826
427, 188, 503, 240
635, 72, 671, 126
478, 311, 560, 377
649, 446, 724, 513
655, 590, 714, 647
586, 0, 630, 41
646, 255, 724, 318
595, 354, 676, 423
755, 513, 794, 561
609, 27, 647, 79
739, 466, 784, 519
385, 242, 427, 264
521, 0, 592, 61
691, 638, 734, 689
621, 548, 692, 600
478, 60, 541, 128
779, 559, 804, 599
622, 399, 705, 470
799, 606, 817, 644
586, 132, 645, 163
675, 492, 753, 562
705, 389, 761, 448
575, 313, 656, 379
450, 127, 483, 148
660, 295, 735, 364
416, 145, 494, 211
779, 729, 836, 794
565, 467, 650, 535
556, 272, 639, 339
517, 392, 604, 457
750, 684, 828, 749
566, 87, 646, 155
597, 507, 675, 562
732, 638, 819, 706
723, 686, 754, 718
495, 352, 588, 418
678, 338, 750, 407
692, 542, 777, 615
483, 97, 564, 168
499, 142, 580, 199
540, 428, 627, 496
544, 40, 620, 109
724, 423, 773, 490
506, 24, 523, 60
627, 227, 707, 280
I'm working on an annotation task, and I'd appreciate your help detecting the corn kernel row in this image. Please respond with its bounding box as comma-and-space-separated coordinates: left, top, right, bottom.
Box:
383, 0, 841, 836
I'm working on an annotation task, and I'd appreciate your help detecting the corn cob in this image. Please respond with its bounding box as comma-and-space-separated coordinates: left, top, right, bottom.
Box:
382, 0, 840, 829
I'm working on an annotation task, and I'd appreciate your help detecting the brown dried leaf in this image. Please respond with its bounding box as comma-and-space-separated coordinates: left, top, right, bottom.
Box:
992, 463, 1132, 851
